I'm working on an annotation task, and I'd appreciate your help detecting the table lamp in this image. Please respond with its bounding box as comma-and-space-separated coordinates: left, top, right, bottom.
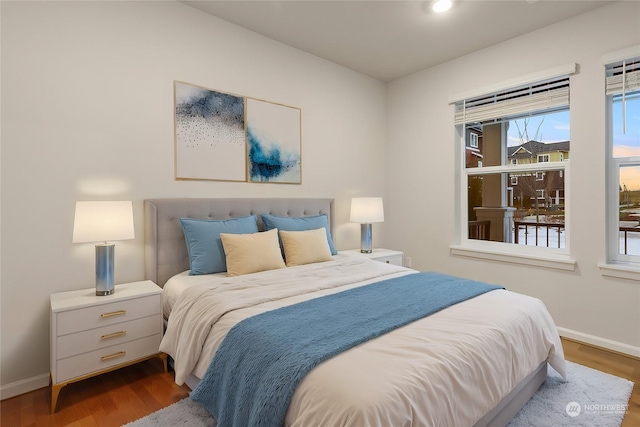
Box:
350, 197, 384, 253
72, 201, 135, 295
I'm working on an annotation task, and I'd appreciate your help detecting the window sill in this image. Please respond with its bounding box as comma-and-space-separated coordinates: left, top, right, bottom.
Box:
450, 244, 577, 271
598, 263, 640, 282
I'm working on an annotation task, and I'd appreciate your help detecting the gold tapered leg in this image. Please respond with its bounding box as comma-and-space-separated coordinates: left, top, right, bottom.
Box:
159, 353, 168, 373
51, 383, 66, 413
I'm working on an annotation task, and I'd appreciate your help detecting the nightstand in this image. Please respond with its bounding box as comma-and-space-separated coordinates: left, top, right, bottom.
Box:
50, 280, 166, 413
341, 248, 404, 266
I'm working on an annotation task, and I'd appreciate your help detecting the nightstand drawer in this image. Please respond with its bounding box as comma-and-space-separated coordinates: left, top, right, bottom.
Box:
57, 294, 161, 336
56, 333, 162, 383
374, 254, 403, 266
56, 314, 162, 359
340, 249, 404, 267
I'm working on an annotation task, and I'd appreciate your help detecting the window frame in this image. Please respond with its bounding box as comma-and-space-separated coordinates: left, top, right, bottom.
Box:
450, 64, 577, 271
470, 132, 479, 148
453, 126, 574, 269
604, 48, 640, 270
606, 121, 640, 264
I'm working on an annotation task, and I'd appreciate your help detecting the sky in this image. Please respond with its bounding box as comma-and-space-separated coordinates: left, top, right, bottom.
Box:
505, 99, 640, 190
506, 110, 570, 146
506, 98, 640, 151
612, 93, 640, 158
613, 94, 640, 191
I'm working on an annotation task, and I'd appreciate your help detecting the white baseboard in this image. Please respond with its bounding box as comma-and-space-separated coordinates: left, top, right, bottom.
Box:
557, 327, 640, 358
0, 373, 49, 400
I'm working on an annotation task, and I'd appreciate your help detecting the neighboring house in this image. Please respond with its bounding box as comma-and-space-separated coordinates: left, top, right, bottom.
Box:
507, 140, 569, 209
465, 128, 483, 168
508, 140, 570, 165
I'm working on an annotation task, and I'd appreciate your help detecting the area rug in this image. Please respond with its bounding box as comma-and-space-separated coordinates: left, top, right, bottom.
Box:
124, 361, 633, 427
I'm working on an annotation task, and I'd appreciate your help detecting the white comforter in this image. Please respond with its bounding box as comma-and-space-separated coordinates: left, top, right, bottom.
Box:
160, 256, 566, 427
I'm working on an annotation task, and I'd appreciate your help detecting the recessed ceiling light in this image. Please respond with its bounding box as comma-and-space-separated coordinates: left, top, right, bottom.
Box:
432, 0, 452, 13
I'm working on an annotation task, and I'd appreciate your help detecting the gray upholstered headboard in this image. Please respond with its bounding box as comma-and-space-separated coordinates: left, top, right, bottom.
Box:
144, 198, 335, 287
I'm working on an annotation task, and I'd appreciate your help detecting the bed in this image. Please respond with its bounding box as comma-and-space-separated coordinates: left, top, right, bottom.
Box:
144, 198, 566, 427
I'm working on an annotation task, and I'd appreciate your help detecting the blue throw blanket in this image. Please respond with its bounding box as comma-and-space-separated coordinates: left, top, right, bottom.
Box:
191, 272, 504, 427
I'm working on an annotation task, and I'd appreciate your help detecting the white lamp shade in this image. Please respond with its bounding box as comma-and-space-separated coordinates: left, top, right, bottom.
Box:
72, 201, 135, 243
350, 197, 384, 223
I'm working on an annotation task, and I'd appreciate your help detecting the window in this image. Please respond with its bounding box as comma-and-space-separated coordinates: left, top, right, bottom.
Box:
454, 71, 572, 256
606, 53, 640, 264
470, 133, 479, 148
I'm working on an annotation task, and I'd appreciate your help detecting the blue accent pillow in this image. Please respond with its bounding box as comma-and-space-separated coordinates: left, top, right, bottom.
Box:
261, 214, 337, 255
180, 216, 259, 275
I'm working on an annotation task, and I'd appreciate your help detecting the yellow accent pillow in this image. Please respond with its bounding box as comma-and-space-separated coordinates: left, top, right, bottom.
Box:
279, 228, 334, 267
220, 228, 286, 277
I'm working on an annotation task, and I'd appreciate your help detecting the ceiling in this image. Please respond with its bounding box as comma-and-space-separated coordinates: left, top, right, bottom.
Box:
182, 0, 611, 82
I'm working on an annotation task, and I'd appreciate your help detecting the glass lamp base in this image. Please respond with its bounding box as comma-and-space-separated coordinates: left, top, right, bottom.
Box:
360, 223, 373, 253
95, 243, 115, 296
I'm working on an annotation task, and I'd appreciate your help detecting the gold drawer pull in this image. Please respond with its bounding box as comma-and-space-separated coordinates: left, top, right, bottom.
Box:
101, 330, 126, 340
101, 310, 126, 318
101, 351, 126, 361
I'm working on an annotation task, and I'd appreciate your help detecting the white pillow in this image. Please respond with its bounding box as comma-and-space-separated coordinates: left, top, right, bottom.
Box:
279, 228, 333, 267
220, 228, 286, 277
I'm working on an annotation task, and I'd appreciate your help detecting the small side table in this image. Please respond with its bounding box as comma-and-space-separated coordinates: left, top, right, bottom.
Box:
50, 280, 166, 412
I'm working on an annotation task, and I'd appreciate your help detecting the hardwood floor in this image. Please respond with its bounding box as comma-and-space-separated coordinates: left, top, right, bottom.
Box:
1, 338, 638, 426
0, 358, 189, 427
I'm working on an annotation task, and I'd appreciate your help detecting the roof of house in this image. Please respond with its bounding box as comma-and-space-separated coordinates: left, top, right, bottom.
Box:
508, 140, 570, 158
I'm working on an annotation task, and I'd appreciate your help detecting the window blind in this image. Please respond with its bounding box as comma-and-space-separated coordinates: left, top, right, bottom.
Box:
454, 77, 570, 125
605, 57, 640, 95
606, 56, 640, 134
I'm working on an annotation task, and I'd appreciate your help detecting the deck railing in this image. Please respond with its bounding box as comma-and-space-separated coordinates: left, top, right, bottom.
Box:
620, 226, 640, 255
468, 220, 491, 240
513, 220, 564, 247
467, 221, 640, 251
511, 220, 640, 252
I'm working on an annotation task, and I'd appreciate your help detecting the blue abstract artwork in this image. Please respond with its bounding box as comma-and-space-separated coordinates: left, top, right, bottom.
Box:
174, 81, 246, 181
246, 98, 301, 183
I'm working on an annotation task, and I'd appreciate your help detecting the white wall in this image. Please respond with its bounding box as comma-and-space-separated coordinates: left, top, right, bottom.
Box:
0, 1, 387, 397
386, 2, 640, 355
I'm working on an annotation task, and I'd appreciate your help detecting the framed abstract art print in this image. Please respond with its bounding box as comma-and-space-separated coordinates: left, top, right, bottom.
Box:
246, 98, 302, 184
174, 81, 246, 181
